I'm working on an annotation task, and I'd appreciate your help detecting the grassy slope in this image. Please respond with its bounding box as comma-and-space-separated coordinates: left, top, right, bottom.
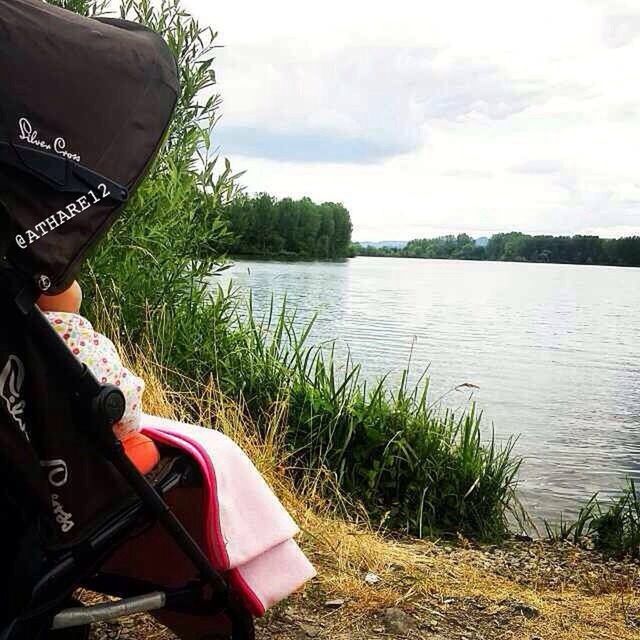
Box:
91, 350, 640, 640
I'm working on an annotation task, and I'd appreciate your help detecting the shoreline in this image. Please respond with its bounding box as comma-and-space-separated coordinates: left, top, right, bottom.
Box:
230, 253, 640, 270
86, 536, 640, 639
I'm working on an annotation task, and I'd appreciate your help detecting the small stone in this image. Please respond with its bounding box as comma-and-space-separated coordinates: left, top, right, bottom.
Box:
324, 598, 345, 609
383, 607, 416, 635
514, 602, 540, 619
364, 571, 381, 585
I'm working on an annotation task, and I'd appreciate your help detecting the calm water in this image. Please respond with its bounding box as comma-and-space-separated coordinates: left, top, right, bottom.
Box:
219, 257, 640, 521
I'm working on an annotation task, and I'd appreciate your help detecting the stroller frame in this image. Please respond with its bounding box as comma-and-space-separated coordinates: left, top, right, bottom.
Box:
0, 267, 255, 639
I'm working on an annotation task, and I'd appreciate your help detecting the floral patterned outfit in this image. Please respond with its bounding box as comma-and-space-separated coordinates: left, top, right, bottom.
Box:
45, 311, 145, 439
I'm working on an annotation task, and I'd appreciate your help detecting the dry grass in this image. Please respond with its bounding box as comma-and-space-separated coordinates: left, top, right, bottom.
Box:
128, 348, 640, 640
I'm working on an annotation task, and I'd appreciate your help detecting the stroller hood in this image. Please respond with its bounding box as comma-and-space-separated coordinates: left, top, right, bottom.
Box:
0, 0, 179, 293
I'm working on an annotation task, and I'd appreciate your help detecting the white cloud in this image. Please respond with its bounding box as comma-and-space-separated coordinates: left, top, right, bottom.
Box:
184, 0, 640, 240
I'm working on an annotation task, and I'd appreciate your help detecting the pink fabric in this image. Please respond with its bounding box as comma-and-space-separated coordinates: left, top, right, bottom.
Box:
141, 414, 316, 614
232, 538, 316, 613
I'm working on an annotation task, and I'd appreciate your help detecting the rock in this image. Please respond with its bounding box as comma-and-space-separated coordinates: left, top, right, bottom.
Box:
513, 602, 540, 619
383, 607, 416, 635
514, 534, 534, 542
579, 536, 595, 551
364, 571, 381, 585
324, 598, 345, 609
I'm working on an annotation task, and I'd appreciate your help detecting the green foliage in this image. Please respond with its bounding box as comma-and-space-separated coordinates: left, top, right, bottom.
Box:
355, 232, 640, 267
222, 194, 353, 260
55, 0, 521, 540
545, 480, 640, 557
58, 0, 243, 344
404, 234, 484, 260
45, 0, 109, 15
483, 232, 633, 265
194, 295, 523, 539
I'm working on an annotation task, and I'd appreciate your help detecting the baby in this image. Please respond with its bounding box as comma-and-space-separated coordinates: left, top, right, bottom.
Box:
37, 281, 158, 473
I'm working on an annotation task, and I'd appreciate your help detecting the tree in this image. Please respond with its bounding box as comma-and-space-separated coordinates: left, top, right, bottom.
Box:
354, 232, 640, 268
220, 195, 354, 259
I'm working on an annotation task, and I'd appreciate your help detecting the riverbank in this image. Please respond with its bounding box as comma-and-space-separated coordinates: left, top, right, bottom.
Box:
229, 253, 351, 262
87, 537, 640, 639
256, 538, 640, 640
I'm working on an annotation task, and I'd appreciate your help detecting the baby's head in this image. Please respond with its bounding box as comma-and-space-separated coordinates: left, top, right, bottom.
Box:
37, 280, 82, 314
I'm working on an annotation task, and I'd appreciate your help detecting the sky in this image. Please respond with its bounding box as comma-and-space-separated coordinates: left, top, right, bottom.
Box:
184, 0, 640, 241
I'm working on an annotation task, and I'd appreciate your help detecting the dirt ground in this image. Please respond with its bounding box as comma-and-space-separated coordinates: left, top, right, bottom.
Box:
86, 538, 640, 640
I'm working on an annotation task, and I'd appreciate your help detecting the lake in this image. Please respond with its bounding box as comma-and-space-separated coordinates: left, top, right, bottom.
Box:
219, 257, 640, 522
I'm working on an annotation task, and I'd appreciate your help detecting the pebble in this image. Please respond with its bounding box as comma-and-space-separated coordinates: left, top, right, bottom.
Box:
383, 607, 416, 635
364, 571, 381, 585
324, 599, 345, 609
511, 602, 540, 619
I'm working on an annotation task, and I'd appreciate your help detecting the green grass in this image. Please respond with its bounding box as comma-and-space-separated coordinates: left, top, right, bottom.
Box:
544, 479, 640, 557
136, 289, 524, 539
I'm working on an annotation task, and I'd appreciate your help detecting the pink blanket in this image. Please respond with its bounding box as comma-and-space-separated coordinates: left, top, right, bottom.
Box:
141, 414, 316, 615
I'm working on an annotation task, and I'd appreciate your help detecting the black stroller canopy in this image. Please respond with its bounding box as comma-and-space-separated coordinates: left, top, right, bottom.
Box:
0, 0, 179, 293
0, 5, 267, 638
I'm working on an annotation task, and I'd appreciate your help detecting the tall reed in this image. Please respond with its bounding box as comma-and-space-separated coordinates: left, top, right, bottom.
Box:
131, 290, 523, 539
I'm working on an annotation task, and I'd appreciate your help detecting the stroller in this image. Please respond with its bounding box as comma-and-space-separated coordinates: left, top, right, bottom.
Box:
0, 2, 314, 638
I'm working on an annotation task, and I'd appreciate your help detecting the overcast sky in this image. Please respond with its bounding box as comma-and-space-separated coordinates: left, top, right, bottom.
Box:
184, 0, 640, 241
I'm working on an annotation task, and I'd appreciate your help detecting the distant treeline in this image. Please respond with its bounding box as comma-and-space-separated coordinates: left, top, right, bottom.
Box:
354, 232, 640, 267
222, 193, 353, 259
